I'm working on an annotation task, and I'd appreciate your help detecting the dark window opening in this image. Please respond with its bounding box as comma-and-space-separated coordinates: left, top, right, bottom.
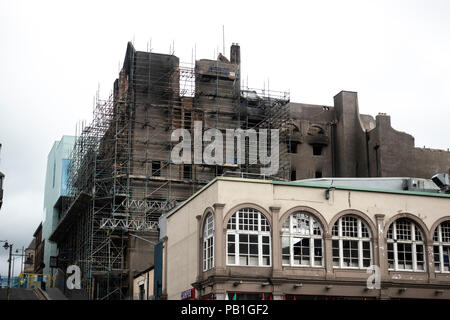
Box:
184, 111, 192, 129
288, 141, 299, 154
217, 166, 224, 176
315, 171, 322, 178
152, 161, 161, 176
183, 164, 192, 180
291, 170, 297, 181
139, 284, 145, 300
313, 144, 323, 156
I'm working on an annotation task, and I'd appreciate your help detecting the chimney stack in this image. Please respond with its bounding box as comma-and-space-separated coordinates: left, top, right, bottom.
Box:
230, 43, 240, 65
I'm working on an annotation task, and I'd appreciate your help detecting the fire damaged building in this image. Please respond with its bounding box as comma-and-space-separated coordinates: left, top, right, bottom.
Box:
49, 41, 450, 300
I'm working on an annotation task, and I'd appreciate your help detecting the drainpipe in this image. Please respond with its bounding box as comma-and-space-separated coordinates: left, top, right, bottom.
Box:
365, 130, 371, 177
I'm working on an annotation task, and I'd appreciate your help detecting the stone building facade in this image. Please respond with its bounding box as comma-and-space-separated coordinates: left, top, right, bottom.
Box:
165, 177, 450, 300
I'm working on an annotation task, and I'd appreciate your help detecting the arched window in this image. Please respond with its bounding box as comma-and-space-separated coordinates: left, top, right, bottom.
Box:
203, 212, 214, 271
433, 221, 450, 273
226, 208, 271, 266
281, 211, 323, 267
387, 218, 425, 271
332, 215, 372, 268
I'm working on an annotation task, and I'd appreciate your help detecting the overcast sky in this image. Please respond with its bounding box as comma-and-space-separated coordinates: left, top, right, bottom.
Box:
0, 0, 449, 276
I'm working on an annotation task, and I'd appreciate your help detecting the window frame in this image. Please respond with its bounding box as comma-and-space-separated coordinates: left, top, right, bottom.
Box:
226, 208, 272, 267
203, 212, 215, 272
331, 215, 373, 269
387, 218, 426, 272
433, 221, 450, 273
281, 211, 324, 268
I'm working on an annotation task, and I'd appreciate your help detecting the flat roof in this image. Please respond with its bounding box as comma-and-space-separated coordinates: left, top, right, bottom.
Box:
167, 177, 450, 218
273, 180, 450, 199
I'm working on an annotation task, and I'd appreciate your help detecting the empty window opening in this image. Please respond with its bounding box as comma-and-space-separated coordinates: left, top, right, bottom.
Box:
313, 144, 323, 156
152, 161, 161, 176
288, 141, 299, 154
183, 164, 192, 180
291, 170, 297, 181
184, 111, 192, 129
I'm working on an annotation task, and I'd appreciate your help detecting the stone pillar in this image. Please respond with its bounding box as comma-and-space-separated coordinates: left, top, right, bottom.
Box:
426, 243, 436, 282
213, 203, 226, 274
324, 234, 334, 279
374, 214, 387, 280
269, 206, 281, 272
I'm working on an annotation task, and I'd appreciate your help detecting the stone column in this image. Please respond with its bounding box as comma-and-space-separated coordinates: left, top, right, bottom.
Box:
426, 242, 436, 282
213, 203, 226, 275
269, 206, 281, 273
375, 214, 388, 280
324, 234, 334, 279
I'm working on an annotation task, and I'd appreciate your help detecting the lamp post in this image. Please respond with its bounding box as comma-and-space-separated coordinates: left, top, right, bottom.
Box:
1, 241, 13, 300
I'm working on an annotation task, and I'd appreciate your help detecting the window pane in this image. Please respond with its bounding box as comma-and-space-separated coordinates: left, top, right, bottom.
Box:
282, 218, 290, 232
363, 241, 371, 261
361, 223, 370, 238
434, 228, 439, 242
332, 240, 339, 266
434, 245, 441, 269
387, 224, 394, 239
249, 256, 258, 266
363, 259, 371, 267
314, 257, 323, 266
396, 219, 412, 240
387, 242, 394, 269
292, 213, 310, 236
239, 234, 248, 242
342, 216, 358, 237
441, 222, 450, 242
397, 243, 413, 270
314, 239, 322, 259
332, 223, 339, 236
443, 246, 450, 272
282, 237, 290, 254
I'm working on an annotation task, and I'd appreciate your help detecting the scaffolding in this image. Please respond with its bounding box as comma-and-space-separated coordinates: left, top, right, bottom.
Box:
51, 42, 291, 300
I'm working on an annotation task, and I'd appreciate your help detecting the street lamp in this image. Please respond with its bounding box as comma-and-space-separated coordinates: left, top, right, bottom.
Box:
1, 240, 13, 300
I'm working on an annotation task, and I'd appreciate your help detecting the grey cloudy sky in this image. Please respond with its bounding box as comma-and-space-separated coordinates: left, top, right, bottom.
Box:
0, 0, 449, 276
